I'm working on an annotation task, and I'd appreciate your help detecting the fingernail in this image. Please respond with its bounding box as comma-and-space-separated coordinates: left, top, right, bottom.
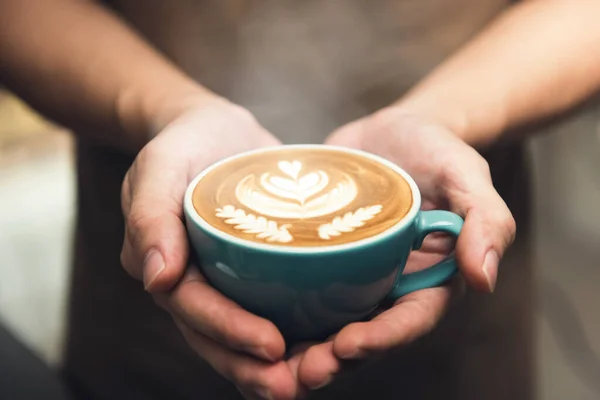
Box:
482, 250, 499, 293
338, 347, 366, 360
310, 375, 333, 390
143, 249, 165, 290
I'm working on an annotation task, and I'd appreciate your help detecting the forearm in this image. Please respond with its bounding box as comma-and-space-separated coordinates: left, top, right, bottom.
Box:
396, 0, 600, 147
0, 0, 215, 152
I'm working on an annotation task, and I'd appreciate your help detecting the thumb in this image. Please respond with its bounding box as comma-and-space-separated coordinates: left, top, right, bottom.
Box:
121, 149, 190, 292
451, 181, 516, 293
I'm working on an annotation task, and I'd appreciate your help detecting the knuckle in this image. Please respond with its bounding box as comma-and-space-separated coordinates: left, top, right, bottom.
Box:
443, 153, 491, 189
121, 172, 132, 214
365, 110, 398, 136
231, 104, 257, 124
475, 156, 491, 177
138, 140, 163, 161
487, 207, 517, 247
364, 110, 387, 130
209, 102, 259, 130
440, 164, 470, 198
119, 237, 142, 279
502, 213, 517, 244
125, 207, 153, 246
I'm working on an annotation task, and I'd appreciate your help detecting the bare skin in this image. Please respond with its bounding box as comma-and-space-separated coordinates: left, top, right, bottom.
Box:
2, 0, 600, 398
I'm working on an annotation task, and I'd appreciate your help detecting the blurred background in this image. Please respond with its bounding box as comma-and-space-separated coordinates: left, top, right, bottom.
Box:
0, 88, 599, 399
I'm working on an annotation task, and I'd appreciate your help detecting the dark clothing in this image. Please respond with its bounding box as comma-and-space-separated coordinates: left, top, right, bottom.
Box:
63, 1, 534, 399
0, 324, 72, 400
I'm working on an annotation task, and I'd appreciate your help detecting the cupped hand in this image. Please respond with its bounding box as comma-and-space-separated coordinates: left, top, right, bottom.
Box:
119, 97, 304, 399
290, 107, 516, 390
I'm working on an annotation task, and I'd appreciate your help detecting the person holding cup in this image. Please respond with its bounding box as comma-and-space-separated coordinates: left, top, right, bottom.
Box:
1, 1, 600, 399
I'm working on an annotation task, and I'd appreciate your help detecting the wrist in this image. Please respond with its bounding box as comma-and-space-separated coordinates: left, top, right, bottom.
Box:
143, 85, 280, 154
390, 94, 507, 148
390, 100, 469, 138
149, 88, 233, 135
116, 78, 222, 150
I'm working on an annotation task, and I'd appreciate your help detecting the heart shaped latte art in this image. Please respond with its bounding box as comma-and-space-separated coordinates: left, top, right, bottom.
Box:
277, 160, 302, 179
261, 171, 329, 204
234, 160, 358, 219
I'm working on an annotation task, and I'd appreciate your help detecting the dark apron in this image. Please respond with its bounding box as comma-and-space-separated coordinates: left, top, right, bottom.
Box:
63, 1, 534, 399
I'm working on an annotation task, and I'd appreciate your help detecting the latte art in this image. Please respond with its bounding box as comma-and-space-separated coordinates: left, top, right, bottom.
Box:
192, 147, 413, 247
235, 160, 358, 219
215, 205, 293, 243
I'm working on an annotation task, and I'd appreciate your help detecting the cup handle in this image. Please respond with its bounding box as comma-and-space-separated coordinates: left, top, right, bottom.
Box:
386, 210, 464, 300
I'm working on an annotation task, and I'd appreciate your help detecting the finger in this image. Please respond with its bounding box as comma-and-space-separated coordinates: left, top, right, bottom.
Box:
457, 202, 515, 293
333, 286, 452, 360
120, 143, 191, 292
446, 162, 517, 293
284, 344, 313, 399
154, 268, 286, 362
172, 317, 297, 400
286, 341, 320, 388
297, 341, 341, 390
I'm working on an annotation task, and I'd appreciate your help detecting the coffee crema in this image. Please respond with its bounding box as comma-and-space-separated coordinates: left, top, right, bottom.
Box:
192, 147, 413, 247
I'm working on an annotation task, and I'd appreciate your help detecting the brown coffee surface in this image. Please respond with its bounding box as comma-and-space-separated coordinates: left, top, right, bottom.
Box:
192, 147, 413, 247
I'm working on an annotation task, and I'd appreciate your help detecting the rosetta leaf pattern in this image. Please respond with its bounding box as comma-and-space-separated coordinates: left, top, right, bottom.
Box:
318, 205, 383, 240
215, 205, 293, 243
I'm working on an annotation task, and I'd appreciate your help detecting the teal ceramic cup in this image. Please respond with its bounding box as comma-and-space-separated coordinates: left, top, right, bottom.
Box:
184, 145, 463, 341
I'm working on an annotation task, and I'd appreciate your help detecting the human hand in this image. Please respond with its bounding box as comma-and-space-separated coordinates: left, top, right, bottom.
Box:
119, 97, 304, 399
289, 107, 516, 390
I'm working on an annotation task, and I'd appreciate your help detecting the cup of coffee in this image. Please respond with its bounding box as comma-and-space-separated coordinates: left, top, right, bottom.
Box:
184, 145, 463, 341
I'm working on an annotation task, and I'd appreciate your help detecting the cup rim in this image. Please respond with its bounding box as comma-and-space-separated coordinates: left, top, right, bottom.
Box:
183, 144, 422, 254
